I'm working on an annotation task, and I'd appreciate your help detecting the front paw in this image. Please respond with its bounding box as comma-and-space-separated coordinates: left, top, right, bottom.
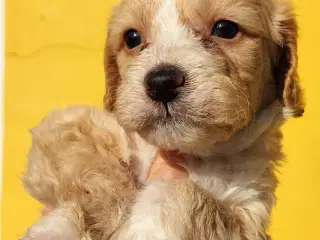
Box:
21, 214, 80, 240
20, 203, 87, 240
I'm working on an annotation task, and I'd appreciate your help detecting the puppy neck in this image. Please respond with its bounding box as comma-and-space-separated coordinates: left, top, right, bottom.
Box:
210, 101, 294, 156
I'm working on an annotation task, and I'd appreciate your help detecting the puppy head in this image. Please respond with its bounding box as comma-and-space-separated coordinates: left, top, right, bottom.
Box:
104, 0, 304, 156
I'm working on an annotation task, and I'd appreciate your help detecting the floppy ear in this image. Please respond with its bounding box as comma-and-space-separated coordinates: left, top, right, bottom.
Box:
273, 4, 304, 117
103, 35, 121, 111
103, 3, 123, 112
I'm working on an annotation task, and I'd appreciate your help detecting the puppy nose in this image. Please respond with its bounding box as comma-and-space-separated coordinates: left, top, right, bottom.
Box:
145, 66, 185, 103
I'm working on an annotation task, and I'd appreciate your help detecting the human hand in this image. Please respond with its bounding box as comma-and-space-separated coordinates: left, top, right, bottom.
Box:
147, 150, 188, 180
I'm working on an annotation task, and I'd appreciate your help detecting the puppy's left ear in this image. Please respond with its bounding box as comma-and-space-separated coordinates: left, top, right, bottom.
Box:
273, 3, 305, 117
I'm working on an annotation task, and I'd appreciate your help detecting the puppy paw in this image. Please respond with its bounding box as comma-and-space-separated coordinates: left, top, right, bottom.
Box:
21, 214, 80, 240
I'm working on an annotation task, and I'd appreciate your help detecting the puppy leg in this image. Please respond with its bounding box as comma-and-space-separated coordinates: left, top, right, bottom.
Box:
21, 202, 90, 240
23, 106, 137, 238
186, 159, 270, 240
23, 106, 130, 206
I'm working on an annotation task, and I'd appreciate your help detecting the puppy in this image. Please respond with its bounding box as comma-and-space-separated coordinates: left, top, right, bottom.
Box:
104, 0, 303, 238
22, 0, 304, 239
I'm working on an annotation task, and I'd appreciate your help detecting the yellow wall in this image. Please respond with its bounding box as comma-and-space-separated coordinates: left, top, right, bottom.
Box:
2, 0, 319, 239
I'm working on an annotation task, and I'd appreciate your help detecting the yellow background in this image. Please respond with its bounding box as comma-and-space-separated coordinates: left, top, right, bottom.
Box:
2, 0, 319, 239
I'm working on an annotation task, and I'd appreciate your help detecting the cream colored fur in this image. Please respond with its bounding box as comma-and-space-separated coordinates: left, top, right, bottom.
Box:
22, 102, 292, 240
21, 0, 304, 239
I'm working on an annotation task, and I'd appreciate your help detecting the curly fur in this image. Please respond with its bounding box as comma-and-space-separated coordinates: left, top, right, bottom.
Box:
23, 107, 138, 239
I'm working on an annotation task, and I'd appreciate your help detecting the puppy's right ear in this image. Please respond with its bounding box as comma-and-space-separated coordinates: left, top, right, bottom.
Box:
103, 34, 120, 111
103, 20, 123, 112
103, 4, 123, 111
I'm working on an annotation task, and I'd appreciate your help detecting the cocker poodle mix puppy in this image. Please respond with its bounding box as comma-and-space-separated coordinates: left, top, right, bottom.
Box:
22, 0, 304, 239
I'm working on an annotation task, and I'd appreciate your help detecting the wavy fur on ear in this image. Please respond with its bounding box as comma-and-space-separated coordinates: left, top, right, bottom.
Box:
273, 2, 305, 117
103, 4, 123, 111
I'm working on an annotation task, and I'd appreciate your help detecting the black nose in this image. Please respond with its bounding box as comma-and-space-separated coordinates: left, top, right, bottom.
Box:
145, 66, 185, 103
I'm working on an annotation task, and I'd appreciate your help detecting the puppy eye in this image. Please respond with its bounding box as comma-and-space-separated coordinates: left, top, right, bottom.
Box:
212, 20, 239, 39
124, 29, 142, 49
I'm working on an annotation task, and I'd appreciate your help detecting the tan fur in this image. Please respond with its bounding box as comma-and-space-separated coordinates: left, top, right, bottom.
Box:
22, 0, 304, 239
23, 106, 139, 239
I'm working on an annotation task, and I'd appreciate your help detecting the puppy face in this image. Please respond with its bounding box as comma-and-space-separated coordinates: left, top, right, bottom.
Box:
104, 0, 303, 156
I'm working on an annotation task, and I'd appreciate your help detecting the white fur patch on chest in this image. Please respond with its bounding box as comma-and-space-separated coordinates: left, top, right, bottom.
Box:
127, 133, 158, 181
122, 182, 169, 240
